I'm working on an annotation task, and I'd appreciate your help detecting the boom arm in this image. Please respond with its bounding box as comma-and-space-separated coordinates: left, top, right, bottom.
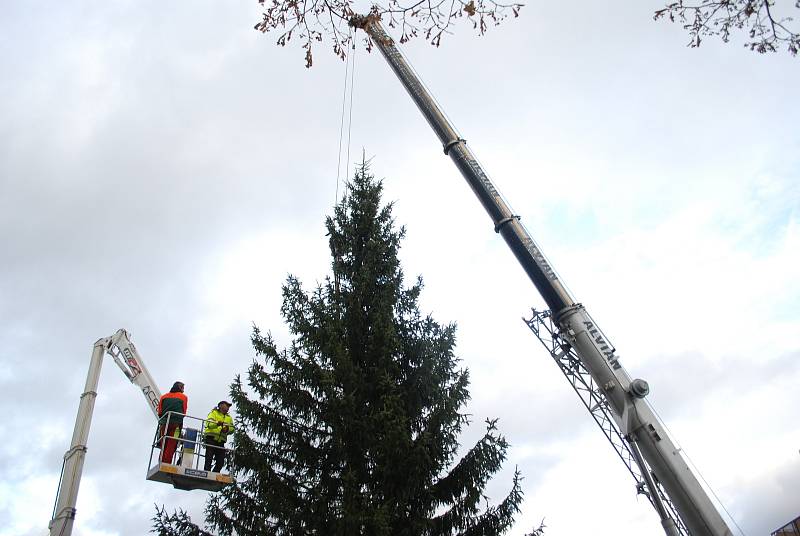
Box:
49, 329, 162, 536
106, 329, 162, 418
353, 17, 732, 536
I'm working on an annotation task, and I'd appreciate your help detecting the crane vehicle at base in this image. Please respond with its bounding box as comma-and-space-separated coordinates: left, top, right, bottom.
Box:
350, 15, 734, 536
49, 329, 233, 536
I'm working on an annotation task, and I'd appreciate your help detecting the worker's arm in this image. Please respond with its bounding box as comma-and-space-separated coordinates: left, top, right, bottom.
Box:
205, 413, 222, 435
221, 417, 234, 434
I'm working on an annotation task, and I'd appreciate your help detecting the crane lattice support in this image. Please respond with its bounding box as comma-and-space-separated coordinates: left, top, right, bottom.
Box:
524, 308, 688, 535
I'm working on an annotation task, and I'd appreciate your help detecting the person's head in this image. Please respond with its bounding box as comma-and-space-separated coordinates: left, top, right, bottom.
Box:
171, 381, 185, 393
217, 401, 231, 414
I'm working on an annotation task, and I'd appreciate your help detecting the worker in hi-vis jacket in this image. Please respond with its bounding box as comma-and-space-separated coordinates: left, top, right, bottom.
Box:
157, 381, 188, 464
203, 401, 234, 472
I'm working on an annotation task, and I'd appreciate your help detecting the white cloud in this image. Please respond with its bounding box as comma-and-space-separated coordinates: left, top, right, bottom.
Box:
2, 0, 798, 535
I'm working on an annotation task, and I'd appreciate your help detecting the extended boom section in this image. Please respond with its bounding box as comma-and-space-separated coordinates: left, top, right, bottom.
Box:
353, 17, 732, 536
49, 329, 234, 535
106, 329, 161, 417
49, 330, 163, 536
49, 340, 105, 536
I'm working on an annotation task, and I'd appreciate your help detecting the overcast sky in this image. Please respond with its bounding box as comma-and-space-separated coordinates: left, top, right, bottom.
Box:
2, 1, 798, 535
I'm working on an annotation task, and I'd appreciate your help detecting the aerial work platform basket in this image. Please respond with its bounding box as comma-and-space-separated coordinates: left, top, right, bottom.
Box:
147, 412, 235, 492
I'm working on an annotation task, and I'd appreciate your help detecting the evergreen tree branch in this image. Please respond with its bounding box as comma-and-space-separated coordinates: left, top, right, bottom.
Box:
429, 419, 508, 510
460, 468, 524, 535
152, 505, 212, 536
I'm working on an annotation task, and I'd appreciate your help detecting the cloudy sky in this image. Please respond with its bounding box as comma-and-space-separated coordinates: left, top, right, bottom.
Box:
2, 1, 798, 535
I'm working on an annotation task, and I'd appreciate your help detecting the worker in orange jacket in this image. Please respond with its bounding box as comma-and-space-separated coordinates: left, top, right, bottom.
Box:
157, 381, 188, 464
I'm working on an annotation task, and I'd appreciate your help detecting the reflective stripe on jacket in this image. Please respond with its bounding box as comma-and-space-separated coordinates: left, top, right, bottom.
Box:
204, 408, 234, 443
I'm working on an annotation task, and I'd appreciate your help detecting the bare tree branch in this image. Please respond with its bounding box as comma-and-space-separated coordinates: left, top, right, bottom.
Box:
256, 0, 523, 67
654, 1, 800, 56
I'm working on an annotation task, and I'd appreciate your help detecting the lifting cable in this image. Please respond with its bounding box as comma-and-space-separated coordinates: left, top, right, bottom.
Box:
333, 30, 358, 308
335, 29, 357, 206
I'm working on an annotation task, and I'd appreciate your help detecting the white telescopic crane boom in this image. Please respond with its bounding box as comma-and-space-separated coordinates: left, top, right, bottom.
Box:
49, 329, 162, 536
351, 16, 732, 536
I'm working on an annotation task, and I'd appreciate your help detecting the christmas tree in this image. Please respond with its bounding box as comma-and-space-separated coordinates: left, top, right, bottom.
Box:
154, 160, 525, 535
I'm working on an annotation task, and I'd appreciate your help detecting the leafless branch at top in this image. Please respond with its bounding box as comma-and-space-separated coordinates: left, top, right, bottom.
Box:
654, 0, 799, 56
255, 0, 523, 67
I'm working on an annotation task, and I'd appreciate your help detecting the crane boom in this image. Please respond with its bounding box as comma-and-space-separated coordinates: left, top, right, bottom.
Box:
351, 16, 733, 536
49, 329, 162, 536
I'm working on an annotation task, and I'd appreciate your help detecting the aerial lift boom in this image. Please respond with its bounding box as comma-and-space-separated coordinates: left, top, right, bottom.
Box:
49, 330, 161, 536
350, 16, 733, 536
49, 330, 232, 536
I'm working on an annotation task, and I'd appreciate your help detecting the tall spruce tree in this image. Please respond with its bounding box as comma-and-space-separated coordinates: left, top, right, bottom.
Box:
154, 161, 526, 535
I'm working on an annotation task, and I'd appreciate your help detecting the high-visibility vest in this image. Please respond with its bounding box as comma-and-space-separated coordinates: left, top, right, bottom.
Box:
204, 408, 234, 442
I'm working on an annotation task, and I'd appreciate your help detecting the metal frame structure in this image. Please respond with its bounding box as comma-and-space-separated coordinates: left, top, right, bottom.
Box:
147, 411, 235, 492
772, 515, 800, 536
525, 308, 688, 535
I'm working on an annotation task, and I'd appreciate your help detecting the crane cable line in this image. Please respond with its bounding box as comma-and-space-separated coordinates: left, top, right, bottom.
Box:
345, 35, 356, 196
333, 31, 358, 310
335, 29, 357, 205
334, 35, 350, 204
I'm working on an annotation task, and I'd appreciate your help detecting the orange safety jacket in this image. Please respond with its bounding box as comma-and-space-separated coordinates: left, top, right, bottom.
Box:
158, 392, 188, 425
